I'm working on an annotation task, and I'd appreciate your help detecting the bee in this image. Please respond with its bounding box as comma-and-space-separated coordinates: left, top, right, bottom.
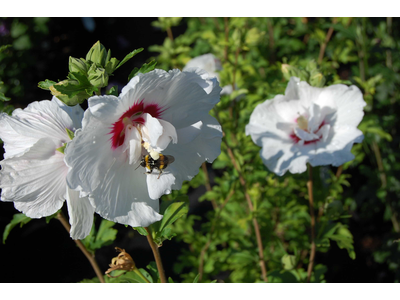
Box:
138, 154, 175, 179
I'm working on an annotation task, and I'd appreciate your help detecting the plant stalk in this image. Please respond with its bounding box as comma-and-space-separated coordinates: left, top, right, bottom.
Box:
225, 145, 268, 282
306, 165, 316, 283
202, 162, 217, 210
145, 227, 167, 283
318, 17, 337, 64
57, 212, 105, 283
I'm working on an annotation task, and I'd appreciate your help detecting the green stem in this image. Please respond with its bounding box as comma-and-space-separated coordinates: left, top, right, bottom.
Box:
145, 227, 167, 283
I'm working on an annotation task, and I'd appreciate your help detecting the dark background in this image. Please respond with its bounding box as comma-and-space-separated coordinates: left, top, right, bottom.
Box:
0, 17, 397, 283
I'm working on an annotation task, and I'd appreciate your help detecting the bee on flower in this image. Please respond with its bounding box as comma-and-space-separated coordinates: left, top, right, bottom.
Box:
64, 68, 222, 227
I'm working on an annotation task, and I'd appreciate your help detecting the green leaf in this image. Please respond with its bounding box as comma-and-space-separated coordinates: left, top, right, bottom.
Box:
38, 79, 57, 90
193, 273, 200, 283
115, 48, 144, 70
128, 60, 157, 81
45, 210, 60, 224
0, 92, 11, 102
281, 254, 297, 270
3, 213, 31, 244
82, 219, 117, 252
158, 201, 189, 233
0, 44, 12, 53
133, 227, 148, 236
51, 72, 97, 105
106, 86, 118, 96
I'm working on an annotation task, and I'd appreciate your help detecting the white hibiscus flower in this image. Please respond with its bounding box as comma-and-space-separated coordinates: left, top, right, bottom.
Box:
64, 68, 222, 227
0, 97, 94, 239
245, 77, 366, 176
183, 53, 233, 95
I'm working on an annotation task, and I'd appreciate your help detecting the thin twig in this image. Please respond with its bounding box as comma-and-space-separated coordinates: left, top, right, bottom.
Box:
223, 17, 229, 62
318, 18, 337, 64
306, 165, 316, 283
198, 189, 234, 281
144, 227, 167, 283
202, 162, 217, 210
386, 17, 393, 68
57, 212, 105, 283
371, 141, 400, 232
166, 27, 174, 42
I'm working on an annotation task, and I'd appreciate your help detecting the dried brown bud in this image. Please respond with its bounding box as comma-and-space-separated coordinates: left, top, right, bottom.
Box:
105, 247, 136, 278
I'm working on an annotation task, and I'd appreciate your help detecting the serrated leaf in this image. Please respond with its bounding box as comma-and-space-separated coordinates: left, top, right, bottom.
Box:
128, 60, 157, 81
38, 79, 57, 90
115, 48, 144, 70
3, 213, 31, 244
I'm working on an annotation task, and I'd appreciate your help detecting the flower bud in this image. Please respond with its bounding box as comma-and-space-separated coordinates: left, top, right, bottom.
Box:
69, 57, 89, 74
86, 41, 108, 67
87, 64, 109, 88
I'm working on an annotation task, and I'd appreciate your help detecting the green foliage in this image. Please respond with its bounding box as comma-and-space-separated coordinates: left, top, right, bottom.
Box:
40, 41, 145, 106
3, 213, 31, 244
128, 60, 157, 81
145, 17, 400, 283
81, 219, 117, 254
134, 196, 189, 246
3, 17, 400, 283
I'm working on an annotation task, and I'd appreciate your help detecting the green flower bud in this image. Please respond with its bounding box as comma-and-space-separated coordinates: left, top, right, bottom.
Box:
87, 64, 109, 88
86, 41, 108, 67
309, 71, 326, 87
281, 64, 309, 82
69, 57, 89, 74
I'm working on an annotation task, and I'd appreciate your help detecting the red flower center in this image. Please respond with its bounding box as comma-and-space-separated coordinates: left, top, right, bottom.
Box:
109, 100, 165, 150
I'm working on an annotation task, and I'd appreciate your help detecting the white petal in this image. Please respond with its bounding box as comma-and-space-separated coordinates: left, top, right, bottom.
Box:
294, 127, 319, 141
155, 119, 178, 151
126, 126, 142, 165
322, 84, 366, 127
0, 138, 66, 217
88, 157, 162, 227
51, 96, 84, 132
65, 111, 116, 195
118, 69, 221, 130
147, 114, 222, 198
183, 53, 221, 76
66, 187, 95, 240
0, 100, 74, 158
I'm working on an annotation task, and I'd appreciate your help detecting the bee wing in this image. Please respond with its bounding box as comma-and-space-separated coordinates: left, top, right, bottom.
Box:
165, 155, 175, 164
